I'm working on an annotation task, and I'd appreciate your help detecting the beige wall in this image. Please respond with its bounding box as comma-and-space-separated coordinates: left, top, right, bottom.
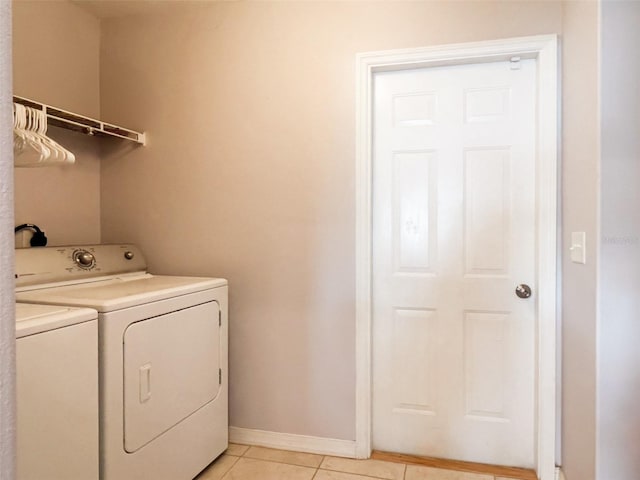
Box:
560, 2, 600, 479
598, 1, 640, 478
12, 0, 101, 246
99, 1, 564, 441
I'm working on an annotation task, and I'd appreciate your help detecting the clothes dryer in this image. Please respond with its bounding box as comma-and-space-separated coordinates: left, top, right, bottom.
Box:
16, 245, 228, 480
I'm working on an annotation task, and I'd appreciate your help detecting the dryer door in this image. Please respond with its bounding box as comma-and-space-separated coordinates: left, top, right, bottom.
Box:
123, 301, 220, 452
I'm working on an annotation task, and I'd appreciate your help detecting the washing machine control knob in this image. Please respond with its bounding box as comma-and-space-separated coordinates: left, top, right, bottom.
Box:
73, 250, 95, 269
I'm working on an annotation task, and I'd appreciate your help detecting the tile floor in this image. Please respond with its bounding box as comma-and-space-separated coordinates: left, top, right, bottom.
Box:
195, 444, 523, 480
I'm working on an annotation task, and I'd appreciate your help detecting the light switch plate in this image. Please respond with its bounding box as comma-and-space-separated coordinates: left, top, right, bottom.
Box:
570, 232, 586, 264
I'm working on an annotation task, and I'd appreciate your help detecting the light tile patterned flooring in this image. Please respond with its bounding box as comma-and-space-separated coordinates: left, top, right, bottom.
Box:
195, 444, 524, 480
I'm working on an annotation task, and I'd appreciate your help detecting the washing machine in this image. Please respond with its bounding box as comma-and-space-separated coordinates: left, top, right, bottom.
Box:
15, 302, 99, 480
15, 244, 228, 480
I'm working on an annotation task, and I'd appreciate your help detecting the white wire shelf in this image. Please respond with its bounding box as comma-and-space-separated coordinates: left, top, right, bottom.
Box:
13, 95, 146, 145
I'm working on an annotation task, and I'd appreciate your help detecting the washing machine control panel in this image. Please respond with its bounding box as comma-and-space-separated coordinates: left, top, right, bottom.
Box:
15, 244, 147, 287
73, 249, 96, 269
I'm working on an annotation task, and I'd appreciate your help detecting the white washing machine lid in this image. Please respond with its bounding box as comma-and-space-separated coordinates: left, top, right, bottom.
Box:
16, 274, 227, 313
15, 303, 97, 338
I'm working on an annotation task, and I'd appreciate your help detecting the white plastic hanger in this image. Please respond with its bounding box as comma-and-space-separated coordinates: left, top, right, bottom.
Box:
13, 103, 76, 166
14, 104, 48, 166
34, 107, 74, 164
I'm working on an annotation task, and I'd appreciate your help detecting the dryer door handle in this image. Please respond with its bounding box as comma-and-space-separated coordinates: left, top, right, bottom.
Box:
139, 363, 152, 403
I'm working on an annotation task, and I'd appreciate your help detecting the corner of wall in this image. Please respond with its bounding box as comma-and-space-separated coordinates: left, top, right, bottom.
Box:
0, 1, 16, 478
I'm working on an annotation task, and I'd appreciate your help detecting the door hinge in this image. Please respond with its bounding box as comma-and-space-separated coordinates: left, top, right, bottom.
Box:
218, 310, 222, 327
219, 368, 222, 385
510, 56, 521, 70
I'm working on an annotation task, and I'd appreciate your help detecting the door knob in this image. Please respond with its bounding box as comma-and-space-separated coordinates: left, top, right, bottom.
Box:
515, 284, 532, 299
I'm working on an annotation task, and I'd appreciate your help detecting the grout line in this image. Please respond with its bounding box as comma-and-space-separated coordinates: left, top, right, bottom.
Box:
317, 465, 403, 480
224, 447, 520, 480
219, 454, 240, 480
238, 450, 327, 469
226, 454, 326, 475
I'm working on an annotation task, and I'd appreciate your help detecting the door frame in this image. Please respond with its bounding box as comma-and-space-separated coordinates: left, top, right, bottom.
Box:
355, 35, 559, 480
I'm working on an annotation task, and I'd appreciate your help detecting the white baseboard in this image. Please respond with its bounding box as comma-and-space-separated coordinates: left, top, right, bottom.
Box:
228, 426, 357, 458
555, 466, 566, 480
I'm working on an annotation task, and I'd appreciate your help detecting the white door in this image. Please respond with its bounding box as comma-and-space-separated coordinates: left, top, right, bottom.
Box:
372, 59, 537, 468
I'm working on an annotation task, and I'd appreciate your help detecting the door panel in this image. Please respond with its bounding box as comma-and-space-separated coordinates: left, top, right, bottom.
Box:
463, 310, 508, 420
372, 59, 536, 467
463, 147, 511, 275
391, 308, 437, 415
123, 301, 220, 452
393, 150, 437, 273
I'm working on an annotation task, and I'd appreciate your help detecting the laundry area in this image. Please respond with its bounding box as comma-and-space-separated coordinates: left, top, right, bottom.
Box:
14, 243, 228, 479
2, 1, 640, 480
